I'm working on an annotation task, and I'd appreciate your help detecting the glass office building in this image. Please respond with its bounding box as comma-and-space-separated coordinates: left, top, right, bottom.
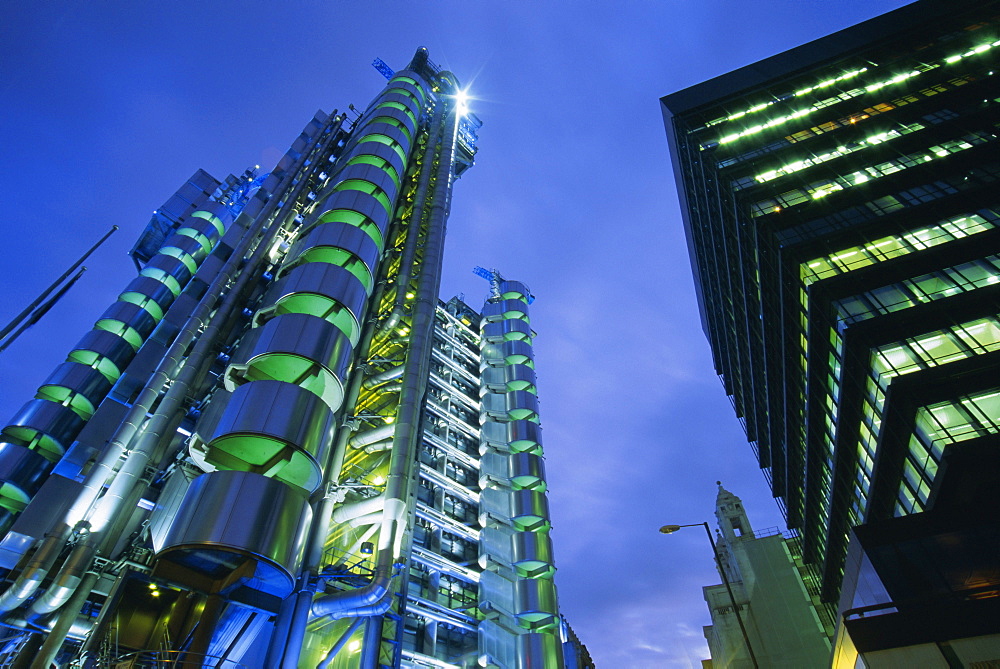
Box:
0, 49, 584, 668
663, 1, 1000, 664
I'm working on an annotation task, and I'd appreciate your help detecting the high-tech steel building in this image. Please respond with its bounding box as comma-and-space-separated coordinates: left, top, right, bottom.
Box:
663, 0, 1000, 664
0, 49, 582, 668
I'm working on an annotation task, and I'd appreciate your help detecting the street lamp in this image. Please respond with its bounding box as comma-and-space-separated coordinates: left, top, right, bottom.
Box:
660, 522, 759, 668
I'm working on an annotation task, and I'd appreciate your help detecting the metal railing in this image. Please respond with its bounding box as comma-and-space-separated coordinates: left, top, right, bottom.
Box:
109, 650, 247, 668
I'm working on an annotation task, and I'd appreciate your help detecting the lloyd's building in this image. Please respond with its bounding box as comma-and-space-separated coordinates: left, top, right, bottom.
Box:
0, 49, 587, 669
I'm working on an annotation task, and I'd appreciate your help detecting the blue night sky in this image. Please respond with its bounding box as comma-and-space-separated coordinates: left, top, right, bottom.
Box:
1, 2, 909, 666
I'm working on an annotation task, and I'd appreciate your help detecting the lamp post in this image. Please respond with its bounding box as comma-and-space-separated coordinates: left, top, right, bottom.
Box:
660, 522, 759, 669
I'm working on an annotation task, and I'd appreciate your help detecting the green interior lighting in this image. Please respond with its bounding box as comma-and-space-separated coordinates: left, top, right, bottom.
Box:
94, 319, 144, 351
236, 354, 345, 412
67, 350, 122, 384
272, 294, 361, 345
317, 209, 384, 251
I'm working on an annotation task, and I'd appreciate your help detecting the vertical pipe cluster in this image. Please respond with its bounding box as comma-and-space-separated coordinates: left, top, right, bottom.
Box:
304, 68, 462, 669
158, 72, 431, 602
0, 203, 231, 529
477, 280, 564, 669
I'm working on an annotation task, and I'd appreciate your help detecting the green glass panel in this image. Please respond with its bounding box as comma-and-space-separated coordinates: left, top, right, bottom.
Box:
366, 116, 411, 142
0, 482, 31, 514
501, 291, 528, 303
35, 385, 95, 419
176, 227, 214, 254
190, 209, 226, 236
0, 426, 63, 462
299, 249, 373, 292
334, 180, 392, 216
67, 350, 121, 383
506, 380, 536, 393
374, 101, 417, 127
344, 155, 400, 189
118, 291, 165, 321
158, 247, 197, 275
356, 134, 407, 164
317, 209, 384, 250
241, 353, 345, 411
206, 434, 318, 492
274, 294, 360, 344
94, 319, 143, 351
139, 267, 182, 297
509, 440, 543, 455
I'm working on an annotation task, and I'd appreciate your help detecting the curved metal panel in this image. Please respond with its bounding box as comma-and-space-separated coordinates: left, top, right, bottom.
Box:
346, 135, 407, 178
515, 632, 562, 669
177, 214, 223, 243
205, 380, 331, 493
332, 163, 399, 201
356, 123, 409, 152
0, 442, 54, 509
511, 531, 555, 577
189, 202, 233, 236
142, 253, 193, 286
506, 391, 539, 416
161, 233, 208, 263
509, 489, 550, 531
501, 340, 534, 366
378, 92, 423, 117
508, 452, 546, 490
120, 275, 177, 313
369, 106, 417, 139
38, 361, 113, 412
261, 262, 368, 345
316, 190, 391, 235
190, 388, 231, 455
382, 80, 425, 106
501, 319, 532, 342
98, 302, 158, 339
157, 470, 311, 598
227, 313, 353, 411
287, 220, 381, 278
2, 399, 85, 461
507, 420, 543, 454
481, 298, 530, 322
70, 330, 136, 374
514, 578, 559, 627
498, 280, 531, 302
504, 364, 536, 391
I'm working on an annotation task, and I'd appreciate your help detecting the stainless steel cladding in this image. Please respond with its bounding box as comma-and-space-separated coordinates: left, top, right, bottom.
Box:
0, 203, 232, 522
156, 470, 311, 598
477, 276, 563, 667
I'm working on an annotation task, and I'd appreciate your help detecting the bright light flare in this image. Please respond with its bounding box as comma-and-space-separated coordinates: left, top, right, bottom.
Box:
455, 89, 470, 116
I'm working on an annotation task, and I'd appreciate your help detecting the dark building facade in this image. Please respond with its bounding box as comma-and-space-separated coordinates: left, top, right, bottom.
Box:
663, 1, 1000, 664
0, 49, 583, 668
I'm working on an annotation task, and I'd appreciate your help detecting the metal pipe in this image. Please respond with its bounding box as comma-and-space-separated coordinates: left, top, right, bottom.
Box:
348, 425, 395, 449
0, 267, 87, 355
29, 570, 99, 669
363, 440, 393, 454
316, 616, 365, 669
273, 262, 394, 669
0, 528, 70, 614
332, 495, 386, 524
362, 364, 405, 389
0, 226, 116, 345
311, 80, 459, 625
377, 95, 442, 337
6, 116, 340, 648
